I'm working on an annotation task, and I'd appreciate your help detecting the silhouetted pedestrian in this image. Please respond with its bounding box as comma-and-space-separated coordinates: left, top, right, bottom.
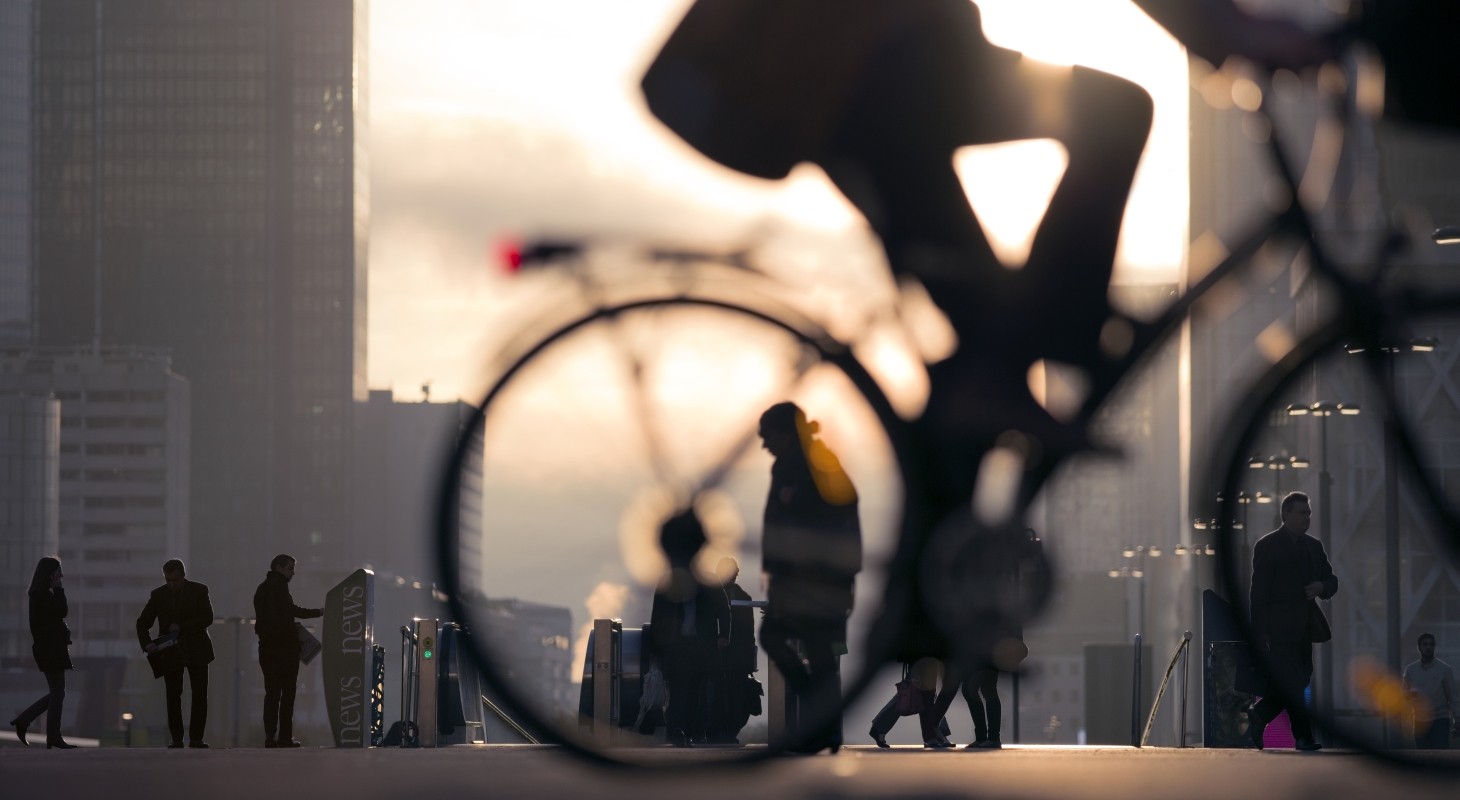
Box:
710, 557, 759, 744
648, 511, 731, 747
1402, 632, 1456, 749
757, 402, 861, 753
10, 557, 76, 749
137, 558, 215, 748
1248, 492, 1337, 752
253, 554, 322, 748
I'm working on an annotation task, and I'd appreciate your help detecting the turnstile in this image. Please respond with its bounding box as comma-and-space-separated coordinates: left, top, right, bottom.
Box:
577, 620, 652, 743
392, 617, 538, 746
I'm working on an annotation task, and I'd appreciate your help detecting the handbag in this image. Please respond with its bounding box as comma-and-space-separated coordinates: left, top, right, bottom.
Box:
894, 664, 925, 716
746, 675, 764, 716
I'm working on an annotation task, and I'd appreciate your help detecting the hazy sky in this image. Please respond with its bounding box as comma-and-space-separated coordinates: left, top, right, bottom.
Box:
365, 0, 1189, 403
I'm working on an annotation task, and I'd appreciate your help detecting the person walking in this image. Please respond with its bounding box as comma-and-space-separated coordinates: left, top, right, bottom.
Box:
710, 557, 759, 744
1248, 492, 1338, 752
253, 554, 322, 748
648, 512, 731, 748
757, 401, 862, 754
137, 558, 215, 748
1402, 632, 1456, 750
9, 557, 77, 749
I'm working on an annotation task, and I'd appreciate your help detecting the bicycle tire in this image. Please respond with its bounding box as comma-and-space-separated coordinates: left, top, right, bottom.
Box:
434, 291, 920, 769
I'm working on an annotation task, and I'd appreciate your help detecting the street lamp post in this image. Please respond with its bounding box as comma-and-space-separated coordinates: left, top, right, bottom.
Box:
1286, 401, 1360, 741
1111, 545, 1163, 640
1345, 336, 1437, 746
1247, 454, 1310, 526
1344, 344, 1437, 661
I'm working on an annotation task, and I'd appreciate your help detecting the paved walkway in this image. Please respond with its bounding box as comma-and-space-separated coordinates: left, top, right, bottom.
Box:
4, 743, 1459, 800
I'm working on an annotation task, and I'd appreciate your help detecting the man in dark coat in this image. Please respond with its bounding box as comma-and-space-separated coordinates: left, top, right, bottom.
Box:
252, 554, 323, 747
757, 402, 861, 753
648, 512, 731, 747
1248, 491, 1338, 752
709, 557, 759, 743
137, 558, 215, 748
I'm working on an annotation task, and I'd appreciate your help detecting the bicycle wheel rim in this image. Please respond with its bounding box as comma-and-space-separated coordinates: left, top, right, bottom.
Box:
435, 294, 918, 769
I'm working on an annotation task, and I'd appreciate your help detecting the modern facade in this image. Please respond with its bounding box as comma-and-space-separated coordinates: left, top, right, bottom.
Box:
0, 0, 31, 346
0, 346, 189, 659
353, 390, 481, 594
30, 0, 369, 611
0, 391, 58, 660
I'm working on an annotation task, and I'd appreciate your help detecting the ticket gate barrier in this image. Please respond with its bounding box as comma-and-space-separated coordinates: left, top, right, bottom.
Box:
577, 619, 651, 744
391, 618, 537, 746
579, 614, 784, 745
397, 618, 482, 746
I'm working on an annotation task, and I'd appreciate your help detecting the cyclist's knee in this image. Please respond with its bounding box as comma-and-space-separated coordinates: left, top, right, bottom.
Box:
1071, 68, 1153, 141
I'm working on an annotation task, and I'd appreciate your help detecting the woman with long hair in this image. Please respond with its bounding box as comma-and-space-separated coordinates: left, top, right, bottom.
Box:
9, 557, 77, 748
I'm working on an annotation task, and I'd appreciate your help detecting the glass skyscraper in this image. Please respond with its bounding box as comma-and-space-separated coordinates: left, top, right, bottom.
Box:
31, 0, 368, 612
0, 0, 31, 346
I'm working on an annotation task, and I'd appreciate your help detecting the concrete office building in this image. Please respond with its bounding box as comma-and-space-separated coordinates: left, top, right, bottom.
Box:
0, 347, 189, 659
353, 390, 482, 594
0, 392, 59, 661
29, 0, 369, 611
0, 0, 31, 345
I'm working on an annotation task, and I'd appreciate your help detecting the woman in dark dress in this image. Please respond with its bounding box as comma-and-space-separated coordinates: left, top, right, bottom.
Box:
9, 557, 77, 748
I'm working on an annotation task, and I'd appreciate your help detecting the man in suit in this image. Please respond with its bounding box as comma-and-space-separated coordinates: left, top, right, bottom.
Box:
253, 554, 323, 748
648, 511, 731, 747
709, 557, 759, 744
1248, 491, 1338, 752
137, 558, 215, 748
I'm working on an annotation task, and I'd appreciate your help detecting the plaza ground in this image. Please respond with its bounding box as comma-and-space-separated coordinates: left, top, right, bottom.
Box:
4, 741, 1460, 800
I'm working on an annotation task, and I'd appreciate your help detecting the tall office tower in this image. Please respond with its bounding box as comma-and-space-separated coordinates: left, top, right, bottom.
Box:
0, 347, 189, 660
0, 391, 58, 661
0, 0, 32, 345
31, 1, 369, 610
353, 390, 482, 593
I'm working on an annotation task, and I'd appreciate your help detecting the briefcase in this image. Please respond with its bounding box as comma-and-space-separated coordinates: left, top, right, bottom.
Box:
146, 632, 186, 679
297, 622, 322, 665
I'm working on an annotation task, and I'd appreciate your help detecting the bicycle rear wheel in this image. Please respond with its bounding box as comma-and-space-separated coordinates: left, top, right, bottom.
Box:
435, 291, 916, 767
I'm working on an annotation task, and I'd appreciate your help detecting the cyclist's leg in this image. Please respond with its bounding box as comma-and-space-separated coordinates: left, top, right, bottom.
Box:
1014, 64, 1154, 367
822, 22, 1152, 370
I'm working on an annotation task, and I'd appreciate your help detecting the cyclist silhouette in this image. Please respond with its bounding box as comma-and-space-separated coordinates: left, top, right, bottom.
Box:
643, 0, 1332, 470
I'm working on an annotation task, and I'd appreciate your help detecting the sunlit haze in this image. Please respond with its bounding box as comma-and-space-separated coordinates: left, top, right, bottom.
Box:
368, 0, 1189, 402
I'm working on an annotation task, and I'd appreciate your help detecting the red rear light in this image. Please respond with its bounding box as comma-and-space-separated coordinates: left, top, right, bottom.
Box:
496, 239, 523, 273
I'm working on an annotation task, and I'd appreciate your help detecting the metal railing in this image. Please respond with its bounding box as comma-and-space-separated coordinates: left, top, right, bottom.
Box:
1138, 631, 1193, 747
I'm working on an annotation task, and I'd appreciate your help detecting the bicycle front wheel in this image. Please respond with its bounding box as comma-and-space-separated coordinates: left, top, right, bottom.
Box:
1207, 300, 1460, 770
